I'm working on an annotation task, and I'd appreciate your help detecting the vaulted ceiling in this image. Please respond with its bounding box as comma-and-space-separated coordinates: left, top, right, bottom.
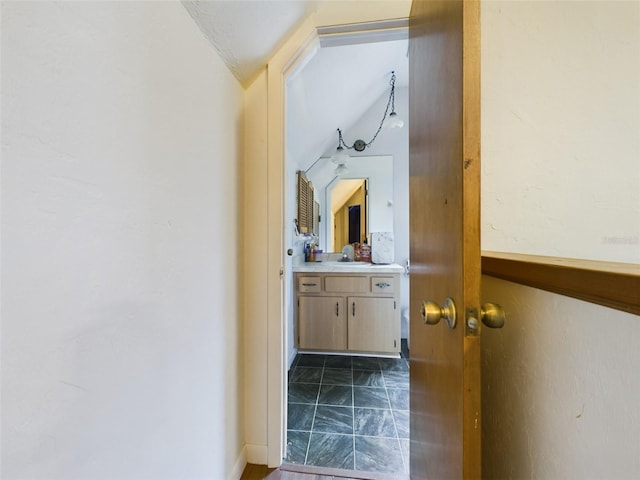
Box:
287, 39, 408, 170
182, 0, 327, 87
182, 1, 408, 170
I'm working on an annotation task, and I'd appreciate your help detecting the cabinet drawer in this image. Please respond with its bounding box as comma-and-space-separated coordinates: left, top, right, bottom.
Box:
371, 277, 396, 294
325, 276, 368, 293
298, 276, 322, 293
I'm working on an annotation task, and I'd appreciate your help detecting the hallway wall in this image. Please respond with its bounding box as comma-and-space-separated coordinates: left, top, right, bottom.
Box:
1, 2, 244, 479
481, 2, 640, 478
481, 277, 640, 479
481, 0, 639, 264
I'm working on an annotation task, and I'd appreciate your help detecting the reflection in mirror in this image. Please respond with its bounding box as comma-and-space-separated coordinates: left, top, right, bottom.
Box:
328, 179, 367, 252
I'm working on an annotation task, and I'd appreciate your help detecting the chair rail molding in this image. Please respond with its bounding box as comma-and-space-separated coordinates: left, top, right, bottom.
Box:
482, 251, 640, 316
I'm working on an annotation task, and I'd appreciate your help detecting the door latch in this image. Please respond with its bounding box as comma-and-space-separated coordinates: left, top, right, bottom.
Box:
466, 307, 479, 336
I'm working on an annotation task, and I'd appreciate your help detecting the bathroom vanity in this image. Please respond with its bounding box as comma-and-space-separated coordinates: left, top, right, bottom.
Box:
293, 262, 403, 356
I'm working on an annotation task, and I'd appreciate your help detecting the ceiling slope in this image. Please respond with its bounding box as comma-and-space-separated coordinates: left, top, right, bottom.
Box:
181, 0, 325, 87
181, 1, 409, 172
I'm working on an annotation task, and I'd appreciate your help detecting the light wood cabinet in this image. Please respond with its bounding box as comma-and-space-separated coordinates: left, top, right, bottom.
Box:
298, 296, 346, 350
347, 297, 397, 353
295, 272, 400, 355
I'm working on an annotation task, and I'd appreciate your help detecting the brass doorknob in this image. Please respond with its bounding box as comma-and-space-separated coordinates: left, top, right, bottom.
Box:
421, 297, 456, 329
481, 303, 506, 328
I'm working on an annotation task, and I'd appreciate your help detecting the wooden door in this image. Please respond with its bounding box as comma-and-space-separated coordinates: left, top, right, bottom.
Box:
409, 0, 481, 479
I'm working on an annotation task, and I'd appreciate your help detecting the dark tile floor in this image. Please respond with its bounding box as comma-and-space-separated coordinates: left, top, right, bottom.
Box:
285, 343, 409, 475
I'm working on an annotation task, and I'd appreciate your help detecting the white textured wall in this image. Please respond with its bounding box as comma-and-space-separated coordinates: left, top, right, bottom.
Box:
482, 0, 640, 264
1, 2, 245, 479
481, 2, 640, 478
482, 277, 640, 479
482, 277, 640, 480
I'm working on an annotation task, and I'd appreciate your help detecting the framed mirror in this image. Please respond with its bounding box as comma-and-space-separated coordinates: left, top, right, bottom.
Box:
306, 155, 393, 251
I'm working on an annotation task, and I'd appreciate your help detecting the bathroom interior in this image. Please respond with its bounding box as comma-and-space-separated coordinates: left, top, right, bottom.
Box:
283, 35, 411, 475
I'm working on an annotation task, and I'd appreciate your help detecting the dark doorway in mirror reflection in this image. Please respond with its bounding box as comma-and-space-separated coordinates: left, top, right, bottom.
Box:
348, 206, 361, 244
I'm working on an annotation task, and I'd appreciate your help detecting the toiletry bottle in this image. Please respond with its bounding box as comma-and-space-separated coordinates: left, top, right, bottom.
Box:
309, 243, 316, 262
360, 242, 371, 263
354, 242, 361, 261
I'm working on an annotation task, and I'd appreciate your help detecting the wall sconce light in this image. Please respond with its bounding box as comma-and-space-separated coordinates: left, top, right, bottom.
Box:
331, 71, 403, 175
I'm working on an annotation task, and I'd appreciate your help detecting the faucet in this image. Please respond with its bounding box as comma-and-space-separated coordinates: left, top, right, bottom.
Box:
339, 245, 354, 262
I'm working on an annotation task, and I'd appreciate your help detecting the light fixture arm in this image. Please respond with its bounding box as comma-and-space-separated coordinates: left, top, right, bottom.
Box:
336, 71, 398, 152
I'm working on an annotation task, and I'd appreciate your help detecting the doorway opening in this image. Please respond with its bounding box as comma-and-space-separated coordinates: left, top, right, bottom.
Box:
283, 22, 410, 477
347, 205, 361, 244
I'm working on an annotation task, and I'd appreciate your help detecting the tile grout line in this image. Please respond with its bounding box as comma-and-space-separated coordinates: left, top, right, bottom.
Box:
303, 356, 325, 466
293, 354, 408, 473
398, 350, 411, 474
382, 359, 409, 474
380, 361, 400, 437
351, 360, 356, 471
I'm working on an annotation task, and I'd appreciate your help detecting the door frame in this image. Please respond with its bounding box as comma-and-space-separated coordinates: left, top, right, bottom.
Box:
267, 17, 409, 467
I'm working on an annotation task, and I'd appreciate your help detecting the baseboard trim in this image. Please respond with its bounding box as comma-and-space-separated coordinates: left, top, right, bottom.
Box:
288, 347, 298, 369
245, 443, 268, 465
297, 349, 400, 359
228, 446, 248, 480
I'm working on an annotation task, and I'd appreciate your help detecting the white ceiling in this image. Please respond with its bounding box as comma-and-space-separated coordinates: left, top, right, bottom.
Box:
182, 0, 326, 87
286, 39, 408, 169
182, 1, 408, 170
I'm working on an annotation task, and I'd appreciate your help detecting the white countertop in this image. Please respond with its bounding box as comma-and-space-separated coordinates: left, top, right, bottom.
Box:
293, 261, 404, 274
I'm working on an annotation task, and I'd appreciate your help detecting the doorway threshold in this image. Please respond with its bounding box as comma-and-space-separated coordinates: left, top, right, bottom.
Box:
281, 462, 409, 480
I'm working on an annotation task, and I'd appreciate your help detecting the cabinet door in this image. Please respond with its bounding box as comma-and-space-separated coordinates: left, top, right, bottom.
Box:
348, 297, 397, 353
298, 296, 346, 350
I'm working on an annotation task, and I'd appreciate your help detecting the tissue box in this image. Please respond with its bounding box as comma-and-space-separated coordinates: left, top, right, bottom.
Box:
370, 232, 394, 264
